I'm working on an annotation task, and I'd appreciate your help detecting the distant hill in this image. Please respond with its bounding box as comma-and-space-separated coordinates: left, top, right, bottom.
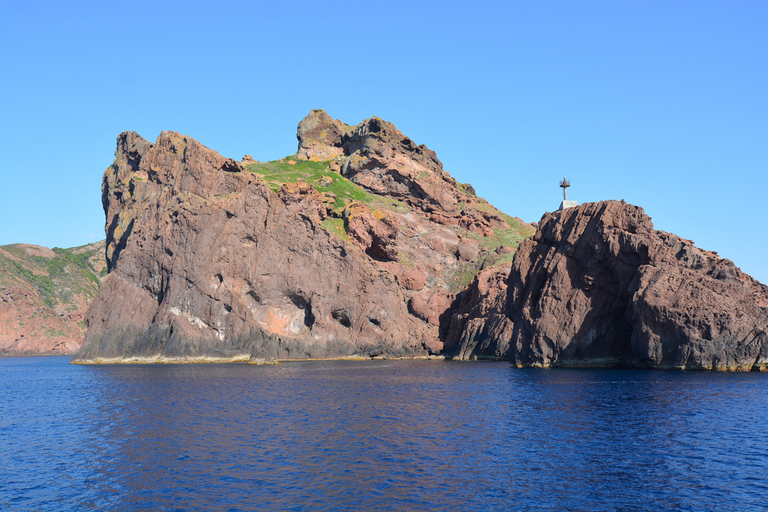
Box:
0, 241, 106, 354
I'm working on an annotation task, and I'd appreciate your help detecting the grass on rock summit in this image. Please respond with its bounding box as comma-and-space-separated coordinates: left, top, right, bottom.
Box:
247, 155, 535, 292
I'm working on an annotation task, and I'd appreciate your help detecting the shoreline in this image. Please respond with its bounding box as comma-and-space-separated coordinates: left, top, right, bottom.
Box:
4, 352, 764, 372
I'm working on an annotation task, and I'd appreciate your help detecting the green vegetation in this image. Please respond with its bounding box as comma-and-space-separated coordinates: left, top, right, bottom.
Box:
7, 258, 57, 307
247, 156, 407, 213
247, 156, 408, 241
398, 254, 415, 269
448, 211, 535, 293
321, 217, 349, 242
481, 216, 533, 253
44, 327, 68, 338
0, 242, 105, 309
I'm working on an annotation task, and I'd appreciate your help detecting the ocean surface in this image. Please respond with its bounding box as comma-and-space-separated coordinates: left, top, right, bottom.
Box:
1, 357, 767, 511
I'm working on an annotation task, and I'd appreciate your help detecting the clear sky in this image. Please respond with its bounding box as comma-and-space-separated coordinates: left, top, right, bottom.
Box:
1, 1, 766, 284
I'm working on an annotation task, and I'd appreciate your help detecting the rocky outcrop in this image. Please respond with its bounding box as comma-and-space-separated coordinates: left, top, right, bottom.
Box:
65, 112, 766, 370
343, 201, 400, 262
74, 132, 422, 362
296, 109, 347, 161
277, 181, 334, 223
73, 116, 533, 364
297, 110, 481, 215
0, 241, 106, 354
448, 200, 768, 370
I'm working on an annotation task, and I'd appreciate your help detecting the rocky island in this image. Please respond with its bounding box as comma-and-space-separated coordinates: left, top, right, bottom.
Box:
72, 110, 532, 363
60, 110, 767, 369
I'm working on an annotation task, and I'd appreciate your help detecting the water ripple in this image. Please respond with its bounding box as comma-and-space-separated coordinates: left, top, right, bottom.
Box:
1, 358, 767, 511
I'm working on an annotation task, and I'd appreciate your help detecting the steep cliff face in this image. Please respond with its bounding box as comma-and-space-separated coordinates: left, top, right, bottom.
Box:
73, 111, 532, 363
67, 114, 767, 369
0, 241, 106, 354
449, 200, 768, 370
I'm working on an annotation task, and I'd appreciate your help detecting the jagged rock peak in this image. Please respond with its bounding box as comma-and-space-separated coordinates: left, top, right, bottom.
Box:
449, 200, 768, 371
296, 109, 462, 212
296, 109, 348, 160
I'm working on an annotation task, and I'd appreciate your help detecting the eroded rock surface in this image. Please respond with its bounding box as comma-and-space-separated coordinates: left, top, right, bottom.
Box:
297, 111, 485, 216
448, 200, 768, 370
75, 132, 421, 362
67, 113, 765, 370
74, 113, 533, 363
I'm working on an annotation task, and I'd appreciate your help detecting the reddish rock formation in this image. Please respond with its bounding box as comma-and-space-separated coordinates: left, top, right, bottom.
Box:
296, 110, 348, 161
278, 181, 333, 223
448, 200, 768, 370
0, 241, 106, 354
67, 111, 534, 363
409, 288, 453, 329
343, 201, 400, 262
63, 113, 765, 370
296, 111, 472, 215
74, 132, 433, 363
398, 267, 426, 291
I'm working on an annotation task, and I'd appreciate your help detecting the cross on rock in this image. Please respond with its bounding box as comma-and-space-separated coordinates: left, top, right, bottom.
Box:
558, 177, 577, 211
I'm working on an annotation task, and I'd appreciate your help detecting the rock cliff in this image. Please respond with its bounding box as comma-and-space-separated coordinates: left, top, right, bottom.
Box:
447, 200, 768, 370
73, 111, 532, 363
70, 112, 765, 370
0, 241, 106, 354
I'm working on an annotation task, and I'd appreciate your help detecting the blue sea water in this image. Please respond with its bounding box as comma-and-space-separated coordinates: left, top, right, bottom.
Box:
1, 356, 767, 511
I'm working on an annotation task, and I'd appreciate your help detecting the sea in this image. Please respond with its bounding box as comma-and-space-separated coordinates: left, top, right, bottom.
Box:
1, 356, 767, 511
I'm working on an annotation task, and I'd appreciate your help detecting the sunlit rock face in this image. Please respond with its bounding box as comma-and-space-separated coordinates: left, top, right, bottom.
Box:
73, 129, 435, 363
73, 111, 535, 364
449, 200, 768, 371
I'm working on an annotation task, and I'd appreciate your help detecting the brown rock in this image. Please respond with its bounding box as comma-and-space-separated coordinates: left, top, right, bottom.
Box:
296, 109, 347, 161
426, 228, 460, 254
399, 267, 426, 291
449, 200, 768, 370
409, 289, 452, 327
444, 266, 512, 357
296, 110, 464, 213
430, 213, 460, 226
66, 112, 539, 363
73, 131, 437, 363
278, 181, 331, 223
456, 240, 480, 262
458, 208, 496, 237
343, 201, 400, 261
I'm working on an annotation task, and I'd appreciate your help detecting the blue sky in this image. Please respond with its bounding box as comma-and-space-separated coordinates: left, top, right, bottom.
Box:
1, 1, 766, 284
